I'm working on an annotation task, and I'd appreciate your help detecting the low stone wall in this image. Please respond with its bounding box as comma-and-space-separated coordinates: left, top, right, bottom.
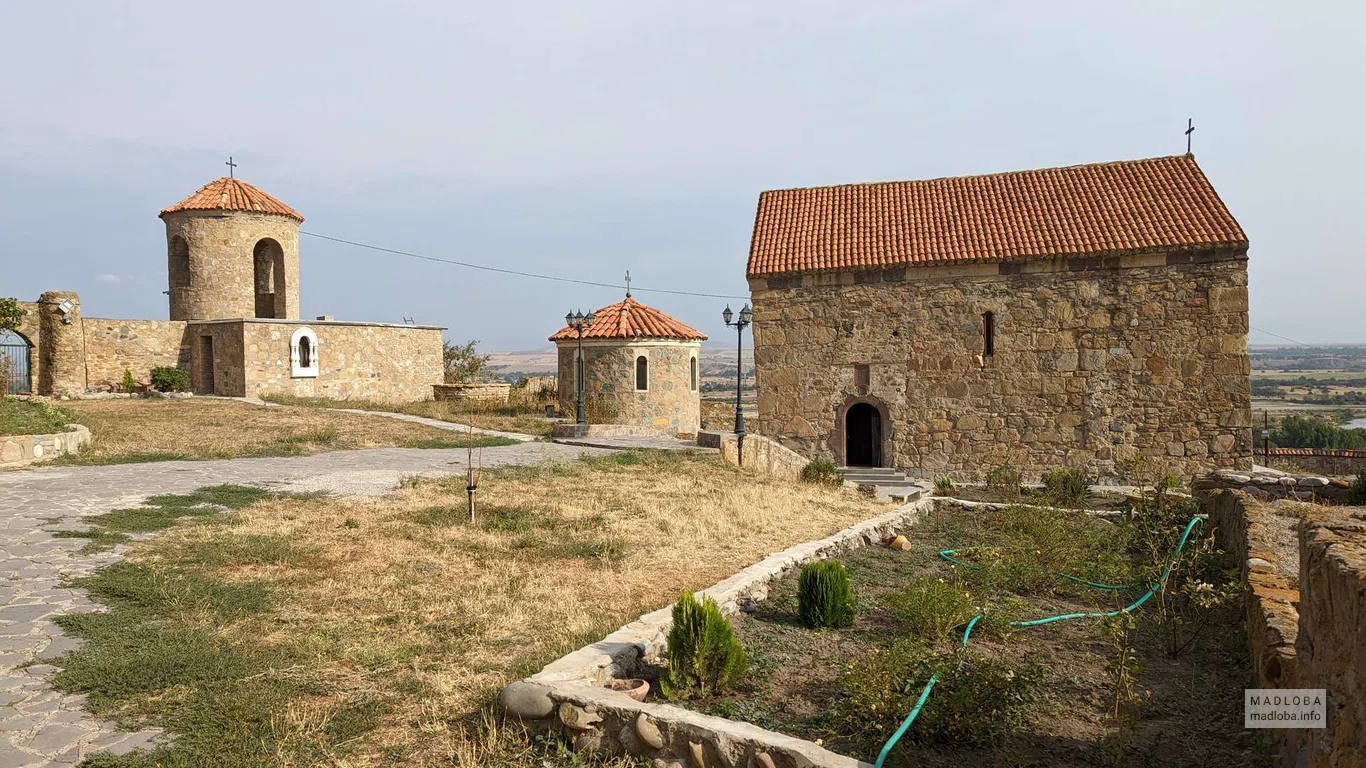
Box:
1267, 447, 1366, 477
0, 424, 91, 467
433, 382, 511, 403
499, 497, 930, 768
702, 431, 811, 483
1193, 466, 1354, 504
1200, 488, 1366, 767
82, 318, 190, 392
1298, 508, 1366, 767
553, 423, 669, 440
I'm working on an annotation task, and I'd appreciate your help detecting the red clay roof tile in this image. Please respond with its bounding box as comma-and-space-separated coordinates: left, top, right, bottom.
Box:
746, 155, 1246, 277
160, 177, 304, 222
549, 297, 707, 342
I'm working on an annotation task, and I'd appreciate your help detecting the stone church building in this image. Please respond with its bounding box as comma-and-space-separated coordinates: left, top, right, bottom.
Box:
8, 176, 443, 401
746, 155, 1253, 479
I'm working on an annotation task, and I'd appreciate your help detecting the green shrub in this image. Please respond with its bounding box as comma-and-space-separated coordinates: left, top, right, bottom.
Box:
797, 560, 855, 628
800, 459, 845, 487
660, 592, 747, 699
1349, 472, 1366, 506
831, 639, 1042, 749
1041, 467, 1091, 508
985, 464, 1022, 499
150, 366, 191, 393
884, 577, 982, 642
933, 475, 955, 495
120, 369, 137, 394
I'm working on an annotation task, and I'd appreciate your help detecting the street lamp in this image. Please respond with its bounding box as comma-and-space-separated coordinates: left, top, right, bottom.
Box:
722, 303, 753, 464
565, 308, 597, 425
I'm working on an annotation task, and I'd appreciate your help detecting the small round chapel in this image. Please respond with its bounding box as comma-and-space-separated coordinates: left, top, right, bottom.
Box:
159, 177, 305, 321
550, 295, 707, 437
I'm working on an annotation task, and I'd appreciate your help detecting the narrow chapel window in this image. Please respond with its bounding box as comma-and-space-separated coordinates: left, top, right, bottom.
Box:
983, 312, 995, 357
299, 336, 312, 369
690, 357, 698, 391
635, 355, 648, 390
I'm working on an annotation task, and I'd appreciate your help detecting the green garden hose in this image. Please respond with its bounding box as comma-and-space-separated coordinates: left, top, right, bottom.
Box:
871, 515, 1204, 768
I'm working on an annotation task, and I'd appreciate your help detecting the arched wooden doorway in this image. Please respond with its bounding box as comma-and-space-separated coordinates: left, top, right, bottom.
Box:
845, 402, 882, 467
0, 329, 33, 395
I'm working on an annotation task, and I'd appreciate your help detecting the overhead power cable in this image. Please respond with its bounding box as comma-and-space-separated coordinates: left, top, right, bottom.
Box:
300, 231, 749, 300
1249, 327, 1313, 347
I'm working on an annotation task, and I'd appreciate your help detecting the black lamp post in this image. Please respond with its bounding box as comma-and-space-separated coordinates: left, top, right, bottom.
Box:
565, 309, 597, 425
722, 303, 752, 464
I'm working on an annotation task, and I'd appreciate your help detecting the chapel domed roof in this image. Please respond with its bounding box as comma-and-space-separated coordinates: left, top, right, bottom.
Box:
160, 177, 304, 222
549, 296, 707, 342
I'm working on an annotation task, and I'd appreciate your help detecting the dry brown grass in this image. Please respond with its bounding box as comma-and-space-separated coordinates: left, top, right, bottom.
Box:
55, 399, 510, 465
263, 392, 557, 437
128, 451, 891, 765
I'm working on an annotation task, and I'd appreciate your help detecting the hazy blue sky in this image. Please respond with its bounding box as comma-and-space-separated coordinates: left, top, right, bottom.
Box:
3, 2, 1362, 349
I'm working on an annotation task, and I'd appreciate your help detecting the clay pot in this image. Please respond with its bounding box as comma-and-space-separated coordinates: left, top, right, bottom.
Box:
606, 678, 649, 702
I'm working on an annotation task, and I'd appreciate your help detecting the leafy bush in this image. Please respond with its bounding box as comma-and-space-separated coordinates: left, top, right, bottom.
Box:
443, 339, 491, 384
120, 369, 137, 394
1349, 472, 1366, 506
150, 366, 191, 393
1271, 414, 1366, 450
660, 592, 747, 699
800, 459, 844, 487
884, 577, 983, 642
832, 639, 1042, 748
984, 464, 1022, 499
933, 475, 955, 495
797, 560, 855, 628
1041, 467, 1091, 508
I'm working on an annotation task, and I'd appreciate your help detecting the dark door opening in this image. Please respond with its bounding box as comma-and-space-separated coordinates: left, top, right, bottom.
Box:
845, 403, 882, 467
196, 336, 215, 395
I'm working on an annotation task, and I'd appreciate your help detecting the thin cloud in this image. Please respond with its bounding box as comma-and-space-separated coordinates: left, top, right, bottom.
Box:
94, 273, 121, 284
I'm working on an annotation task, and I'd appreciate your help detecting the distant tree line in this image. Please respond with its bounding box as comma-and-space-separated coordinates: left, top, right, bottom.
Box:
1271, 415, 1366, 450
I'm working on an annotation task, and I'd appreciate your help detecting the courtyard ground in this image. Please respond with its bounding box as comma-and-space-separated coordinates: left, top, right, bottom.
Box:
262, 393, 558, 438
44, 399, 513, 466
0, 445, 889, 766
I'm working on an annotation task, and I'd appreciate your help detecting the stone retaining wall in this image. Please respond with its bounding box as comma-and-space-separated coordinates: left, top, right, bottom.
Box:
1200, 488, 1366, 767
433, 382, 511, 403
553, 423, 669, 440
0, 424, 91, 467
1193, 466, 1353, 504
1267, 447, 1366, 477
499, 497, 931, 768
702, 431, 811, 483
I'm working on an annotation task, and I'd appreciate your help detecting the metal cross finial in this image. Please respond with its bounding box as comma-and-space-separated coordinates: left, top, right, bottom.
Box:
225, 156, 237, 178
624, 270, 632, 298
1185, 118, 1195, 155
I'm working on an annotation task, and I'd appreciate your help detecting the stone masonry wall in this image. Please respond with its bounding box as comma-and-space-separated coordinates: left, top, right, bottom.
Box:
163, 211, 301, 321
749, 250, 1252, 479
556, 341, 701, 437
81, 319, 190, 391
37, 291, 85, 397
235, 321, 442, 402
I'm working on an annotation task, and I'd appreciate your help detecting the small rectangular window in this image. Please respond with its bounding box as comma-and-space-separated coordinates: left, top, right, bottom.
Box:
854, 363, 870, 392
983, 312, 995, 357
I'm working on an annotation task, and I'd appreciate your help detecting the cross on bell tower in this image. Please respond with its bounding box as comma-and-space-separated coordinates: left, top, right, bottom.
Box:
225, 156, 237, 178
624, 270, 632, 298
1184, 119, 1195, 156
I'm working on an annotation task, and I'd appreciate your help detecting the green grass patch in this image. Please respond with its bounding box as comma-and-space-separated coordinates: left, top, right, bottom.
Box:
403, 435, 518, 449
0, 396, 69, 436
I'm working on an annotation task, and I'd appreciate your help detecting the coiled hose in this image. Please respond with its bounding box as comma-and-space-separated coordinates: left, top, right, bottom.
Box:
871, 515, 1204, 768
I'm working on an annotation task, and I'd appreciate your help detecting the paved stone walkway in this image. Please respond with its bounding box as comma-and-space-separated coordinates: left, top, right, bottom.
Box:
0, 441, 609, 766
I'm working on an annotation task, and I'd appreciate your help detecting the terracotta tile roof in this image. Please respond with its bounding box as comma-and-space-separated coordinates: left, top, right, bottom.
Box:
160, 177, 304, 222
747, 155, 1246, 277
549, 296, 708, 342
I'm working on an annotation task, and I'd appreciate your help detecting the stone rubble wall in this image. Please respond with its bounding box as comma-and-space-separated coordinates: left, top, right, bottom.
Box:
1193, 466, 1353, 504
432, 382, 511, 403
702, 431, 811, 483
499, 497, 931, 768
1199, 485, 1366, 767
1297, 508, 1366, 768
749, 251, 1252, 480
0, 424, 91, 467
81, 319, 191, 391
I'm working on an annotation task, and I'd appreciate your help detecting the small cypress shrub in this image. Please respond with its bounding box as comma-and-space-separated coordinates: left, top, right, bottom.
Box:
120, 369, 137, 394
1041, 467, 1091, 508
150, 366, 191, 393
798, 560, 855, 628
660, 592, 748, 699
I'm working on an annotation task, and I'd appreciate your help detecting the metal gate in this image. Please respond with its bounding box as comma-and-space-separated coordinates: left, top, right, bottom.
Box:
0, 329, 33, 395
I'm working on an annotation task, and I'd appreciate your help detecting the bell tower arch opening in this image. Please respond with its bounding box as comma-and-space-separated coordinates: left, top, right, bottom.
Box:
253, 238, 287, 319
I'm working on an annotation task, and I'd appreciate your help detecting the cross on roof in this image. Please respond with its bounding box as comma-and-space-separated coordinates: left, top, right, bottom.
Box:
624, 270, 632, 298
225, 156, 237, 178
1185, 118, 1195, 155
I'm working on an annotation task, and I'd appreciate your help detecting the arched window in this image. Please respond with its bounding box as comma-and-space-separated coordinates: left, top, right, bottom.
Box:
168, 235, 191, 290
635, 355, 648, 391
254, 238, 286, 319
690, 356, 698, 391
290, 327, 319, 378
